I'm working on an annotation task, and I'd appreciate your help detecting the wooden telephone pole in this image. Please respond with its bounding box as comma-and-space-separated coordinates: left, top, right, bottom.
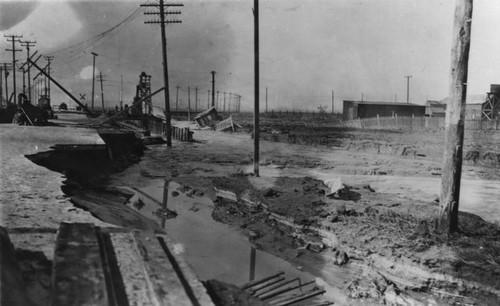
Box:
2, 63, 11, 104
404, 75, 412, 103
331, 90, 334, 114
91, 52, 98, 111
187, 86, 191, 121
20, 40, 36, 102
97, 72, 106, 111
141, 0, 183, 147
265, 87, 268, 113
5, 34, 22, 105
195, 86, 198, 111
253, 0, 260, 177
211, 71, 215, 107
223, 92, 226, 112
439, 0, 473, 233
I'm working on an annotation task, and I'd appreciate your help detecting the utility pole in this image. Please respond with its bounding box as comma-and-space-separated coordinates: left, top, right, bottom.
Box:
253, 0, 260, 177
228, 93, 232, 112
45, 56, 53, 104
97, 71, 105, 111
265, 87, 268, 113
0, 66, 3, 108
2, 63, 10, 104
21, 67, 26, 97
223, 92, 226, 112
5, 34, 23, 105
29, 62, 48, 103
331, 90, 334, 114
91, 52, 98, 111
207, 90, 210, 108
187, 86, 191, 121
142, 0, 183, 147
175, 85, 180, 111
195, 86, 198, 112
20, 52, 41, 101
211, 71, 215, 107
120, 75, 123, 109
20, 40, 36, 102
216, 91, 219, 109
439, 0, 473, 234
404, 75, 412, 103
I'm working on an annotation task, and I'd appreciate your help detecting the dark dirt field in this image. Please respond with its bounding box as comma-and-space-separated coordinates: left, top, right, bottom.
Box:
7, 113, 500, 305
123, 115, 499, 305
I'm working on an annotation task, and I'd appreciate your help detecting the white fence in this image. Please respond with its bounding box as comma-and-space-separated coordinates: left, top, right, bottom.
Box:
343, 115, 499, 130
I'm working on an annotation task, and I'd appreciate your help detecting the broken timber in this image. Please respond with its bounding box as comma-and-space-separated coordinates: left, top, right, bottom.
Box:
215, 115, 242, 132
2, 223, 214, 306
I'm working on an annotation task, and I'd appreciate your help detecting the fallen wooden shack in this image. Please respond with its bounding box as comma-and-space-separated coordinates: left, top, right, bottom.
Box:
194, 106, 220, 127
215, 115, 243, 132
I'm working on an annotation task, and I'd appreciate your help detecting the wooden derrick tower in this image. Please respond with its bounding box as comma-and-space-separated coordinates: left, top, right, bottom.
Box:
135, 72, 152, 116
482, 84, 500, 120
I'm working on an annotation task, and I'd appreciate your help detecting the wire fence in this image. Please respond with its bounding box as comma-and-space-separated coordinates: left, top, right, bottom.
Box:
342, 115, 500, 131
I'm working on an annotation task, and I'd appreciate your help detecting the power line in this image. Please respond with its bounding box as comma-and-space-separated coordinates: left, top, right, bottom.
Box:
48, 7, 143, 60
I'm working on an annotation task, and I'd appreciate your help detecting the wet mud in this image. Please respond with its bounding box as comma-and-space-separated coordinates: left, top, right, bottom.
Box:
20, 124, 500, 305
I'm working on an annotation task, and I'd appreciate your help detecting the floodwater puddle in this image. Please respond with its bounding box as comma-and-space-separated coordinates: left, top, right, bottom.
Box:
123, 180, 347, 304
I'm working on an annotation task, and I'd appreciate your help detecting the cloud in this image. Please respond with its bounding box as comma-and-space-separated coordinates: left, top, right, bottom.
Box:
79, 65, 98, 80
0, 1, 83, 52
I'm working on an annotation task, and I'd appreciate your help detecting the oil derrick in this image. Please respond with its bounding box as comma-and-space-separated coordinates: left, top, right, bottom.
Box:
135, 72, 152, 116
482, 84, 500, 121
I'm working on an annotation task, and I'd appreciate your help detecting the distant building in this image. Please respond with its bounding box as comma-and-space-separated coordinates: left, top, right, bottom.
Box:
427, 84, 500, 120
465, 103, 484, 120
425, 100, 447, 118
342, 100, 426, 121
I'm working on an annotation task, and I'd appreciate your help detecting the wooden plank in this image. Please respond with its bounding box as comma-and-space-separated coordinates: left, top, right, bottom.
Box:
95, 228, 130, 306
132, 231, 197, 306
51, 222, 108, 306
0, 226, 35, 306
157, 235, 215, 306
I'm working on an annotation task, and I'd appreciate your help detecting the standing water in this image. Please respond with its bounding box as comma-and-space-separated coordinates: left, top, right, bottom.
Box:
123, 180, 348, 305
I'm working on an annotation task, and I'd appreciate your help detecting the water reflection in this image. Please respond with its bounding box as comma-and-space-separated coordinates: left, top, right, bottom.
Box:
125, 180, 343, 304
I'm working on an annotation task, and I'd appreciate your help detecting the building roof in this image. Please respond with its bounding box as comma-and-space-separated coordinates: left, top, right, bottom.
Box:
426, 100, 445, 106
439, 94, 487, 105
344, 100, 423, 107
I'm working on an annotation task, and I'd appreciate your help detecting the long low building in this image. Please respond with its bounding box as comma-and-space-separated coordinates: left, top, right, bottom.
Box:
343, 100, 426, 121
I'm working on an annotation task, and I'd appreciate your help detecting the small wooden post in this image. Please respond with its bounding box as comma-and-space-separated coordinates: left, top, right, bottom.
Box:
439, 0, 473, 233
249, 247, 256, 281
162, 180, 169, 210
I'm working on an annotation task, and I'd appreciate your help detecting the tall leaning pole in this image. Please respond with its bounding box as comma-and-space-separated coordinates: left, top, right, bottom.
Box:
253, 0, 260, 177
439, 0, 473, 233
142, 0, 183, 147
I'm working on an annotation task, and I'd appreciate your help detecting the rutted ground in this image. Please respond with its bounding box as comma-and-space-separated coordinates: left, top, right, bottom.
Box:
107, 123, 500, 305
6, 121, 499, 305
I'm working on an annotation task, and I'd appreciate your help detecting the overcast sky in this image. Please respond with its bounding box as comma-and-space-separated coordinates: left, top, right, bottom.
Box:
1, 0, 500, 111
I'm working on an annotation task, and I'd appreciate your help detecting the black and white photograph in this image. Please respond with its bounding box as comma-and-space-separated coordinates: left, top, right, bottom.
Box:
1, 0, 499, 305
